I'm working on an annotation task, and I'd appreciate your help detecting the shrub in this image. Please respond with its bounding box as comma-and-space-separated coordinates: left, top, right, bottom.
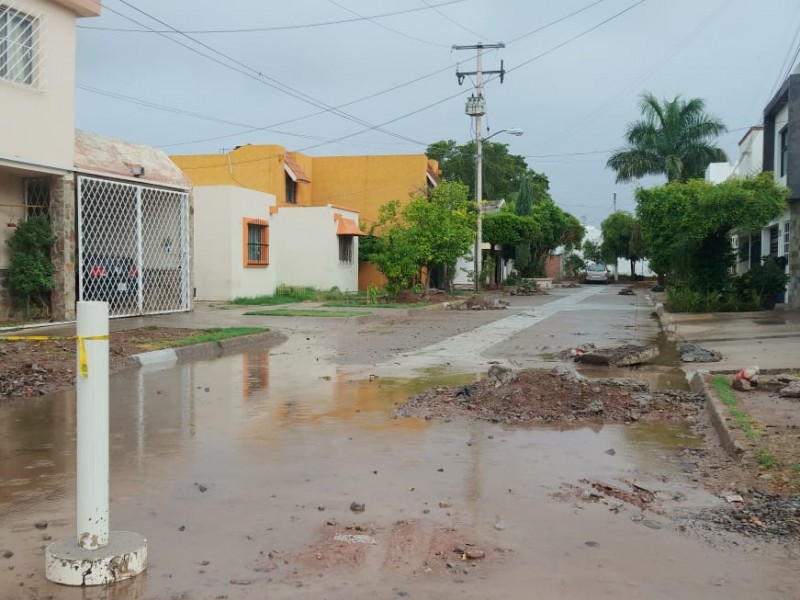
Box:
6, 216, 56, 317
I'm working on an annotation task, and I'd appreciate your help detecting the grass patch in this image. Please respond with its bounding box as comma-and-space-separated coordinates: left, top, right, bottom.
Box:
711, 375, 761, 440
757, 447, 778, 469
141, 327, 267, 350
232, 285, 367, 306
244, 309, 370, 318
322, 301, 430, 309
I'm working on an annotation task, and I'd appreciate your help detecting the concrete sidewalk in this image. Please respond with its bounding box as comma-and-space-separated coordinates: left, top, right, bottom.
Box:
661, 303, 800, 373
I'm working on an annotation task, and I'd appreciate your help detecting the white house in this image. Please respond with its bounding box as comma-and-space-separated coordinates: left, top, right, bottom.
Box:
0, 0, 101, 319
192, 185, 361, 301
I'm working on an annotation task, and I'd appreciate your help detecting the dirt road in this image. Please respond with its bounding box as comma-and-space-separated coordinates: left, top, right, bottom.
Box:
1, 286, 797, 599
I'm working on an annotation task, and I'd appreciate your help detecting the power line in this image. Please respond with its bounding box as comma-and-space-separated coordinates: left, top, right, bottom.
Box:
421, 0, 493, 43
88, 0, 644, 154
507, 0, 608, 44
78, 0, 467, 33
327, 0, 449, 48
105, 0, 426, 147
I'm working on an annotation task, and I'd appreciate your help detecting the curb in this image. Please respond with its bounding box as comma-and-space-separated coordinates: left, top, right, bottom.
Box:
133, 331, 287, 367
689, 370, 745, 458
650, 292, 743, 458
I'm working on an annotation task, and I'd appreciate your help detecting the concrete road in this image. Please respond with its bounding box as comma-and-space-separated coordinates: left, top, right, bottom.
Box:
1, 285, 797, 599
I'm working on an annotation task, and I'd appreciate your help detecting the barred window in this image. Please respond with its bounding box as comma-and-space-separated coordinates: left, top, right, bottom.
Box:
338, 235, 354, 263
244, 218, 269, 266
0, 3, 42, 88
25, 177, 50, 218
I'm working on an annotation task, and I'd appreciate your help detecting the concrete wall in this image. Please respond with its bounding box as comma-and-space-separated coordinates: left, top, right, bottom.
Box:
271, 205, 359, 292
192, 186, 277, 301
0, 0, 78, 167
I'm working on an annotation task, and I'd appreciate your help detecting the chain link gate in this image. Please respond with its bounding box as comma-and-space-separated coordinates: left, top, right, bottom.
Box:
77, 176, 190, 317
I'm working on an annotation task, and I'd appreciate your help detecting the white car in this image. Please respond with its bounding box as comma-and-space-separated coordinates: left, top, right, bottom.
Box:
585, 263, 610, 283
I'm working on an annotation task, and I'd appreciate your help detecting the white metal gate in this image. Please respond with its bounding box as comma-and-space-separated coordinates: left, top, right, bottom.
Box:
77, 176, 190, 317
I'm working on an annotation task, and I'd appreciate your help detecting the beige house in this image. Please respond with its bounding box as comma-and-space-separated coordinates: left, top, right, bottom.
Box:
193, 185, 361, 301
0, 0, 100, 319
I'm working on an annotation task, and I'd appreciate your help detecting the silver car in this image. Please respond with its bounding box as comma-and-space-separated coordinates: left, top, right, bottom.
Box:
585, 263, 610, 283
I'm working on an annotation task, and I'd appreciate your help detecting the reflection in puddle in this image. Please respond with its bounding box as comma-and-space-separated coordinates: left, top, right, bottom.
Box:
0, 348, 716, 599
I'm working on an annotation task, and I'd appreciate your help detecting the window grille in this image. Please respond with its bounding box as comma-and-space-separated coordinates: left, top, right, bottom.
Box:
0, 2, 44, 89
24, 177, 49, 218
338, 235, 353, 263
784, 221, 790, 257
244, 219, 269, 266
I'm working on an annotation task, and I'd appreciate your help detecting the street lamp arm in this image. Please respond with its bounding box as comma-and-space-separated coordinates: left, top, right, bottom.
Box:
482, 128, 524, 142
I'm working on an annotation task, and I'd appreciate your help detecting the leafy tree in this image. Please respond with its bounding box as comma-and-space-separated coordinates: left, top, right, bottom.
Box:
514, 172, 535, 274
607, 92, 728, 183
483, 201, 584, 278
600, 211, 646, 277
6, 215, 56, 316
426, 139, 532, 200
364, 182, 476, 295
636, 173, 787, 293
581, 239, 604, 263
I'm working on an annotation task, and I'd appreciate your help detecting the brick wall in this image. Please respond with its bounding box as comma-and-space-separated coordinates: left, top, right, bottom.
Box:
544, 255, 562, 279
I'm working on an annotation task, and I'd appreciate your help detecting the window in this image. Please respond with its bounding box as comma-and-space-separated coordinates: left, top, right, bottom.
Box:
784, 221, 790, 256
24, 177, 49, 218
0, 3, 40, 87
338, 235, 353, 263
243, 218, 269, 266
285, 172, 297, 204
780, 127, 788, 178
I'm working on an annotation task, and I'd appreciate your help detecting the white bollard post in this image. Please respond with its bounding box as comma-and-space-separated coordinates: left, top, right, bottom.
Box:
45, 301, 147, 586
76, 301, 109, 549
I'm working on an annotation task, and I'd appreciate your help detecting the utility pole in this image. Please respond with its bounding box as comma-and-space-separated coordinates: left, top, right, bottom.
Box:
454, 43, 505, 292
612, 192, 619, 281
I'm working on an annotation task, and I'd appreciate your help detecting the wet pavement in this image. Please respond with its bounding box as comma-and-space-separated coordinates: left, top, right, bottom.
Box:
1, 286, 799, 599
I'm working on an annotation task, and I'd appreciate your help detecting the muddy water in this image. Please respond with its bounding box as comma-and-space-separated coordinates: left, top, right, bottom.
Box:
1, 350, 798, 599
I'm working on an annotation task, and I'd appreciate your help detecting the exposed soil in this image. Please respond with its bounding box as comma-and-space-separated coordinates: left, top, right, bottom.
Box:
0, 327, 206, 399
394, 365, 705, 424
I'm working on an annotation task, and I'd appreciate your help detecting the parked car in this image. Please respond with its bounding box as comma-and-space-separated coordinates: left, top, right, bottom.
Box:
584, 263, 610, 284
82, 254, 139, 302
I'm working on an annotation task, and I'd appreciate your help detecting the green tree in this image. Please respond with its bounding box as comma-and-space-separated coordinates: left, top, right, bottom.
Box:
581, 239, 604, 263
426, 139, 531, 200
6, 215, 56, 316
600, 211, 646, 277
636, 173, 787, 293
514, 172, 535, 274
607, 92, 728, 183
364, 182, 476, 295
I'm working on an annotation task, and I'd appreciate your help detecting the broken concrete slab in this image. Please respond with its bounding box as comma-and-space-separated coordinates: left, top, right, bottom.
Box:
574, 344, 659, 367
678, 343, 722, 363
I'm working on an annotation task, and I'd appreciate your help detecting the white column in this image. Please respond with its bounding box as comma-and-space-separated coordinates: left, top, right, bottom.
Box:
76, 301, 109, 549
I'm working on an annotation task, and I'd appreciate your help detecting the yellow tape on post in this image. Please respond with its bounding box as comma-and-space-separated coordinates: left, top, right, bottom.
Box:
0, 334, 110, 377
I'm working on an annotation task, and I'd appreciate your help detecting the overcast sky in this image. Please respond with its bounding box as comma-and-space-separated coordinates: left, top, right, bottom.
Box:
75, 0, 800, 225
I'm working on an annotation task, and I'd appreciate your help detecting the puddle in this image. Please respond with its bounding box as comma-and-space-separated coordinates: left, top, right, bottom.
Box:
0, 349, 795, 599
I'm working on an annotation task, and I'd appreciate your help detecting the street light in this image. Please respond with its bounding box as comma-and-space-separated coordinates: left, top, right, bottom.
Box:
474, 127, 524, 292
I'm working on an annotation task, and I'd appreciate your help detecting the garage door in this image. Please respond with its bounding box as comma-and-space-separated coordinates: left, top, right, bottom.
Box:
77, 176, 190, 317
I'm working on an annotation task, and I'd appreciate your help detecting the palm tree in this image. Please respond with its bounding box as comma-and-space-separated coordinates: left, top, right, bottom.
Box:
607, 92, 728, 183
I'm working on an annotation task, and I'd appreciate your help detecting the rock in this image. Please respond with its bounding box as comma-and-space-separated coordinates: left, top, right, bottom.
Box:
464, 549, 485, 560
34, 521, 48, 530
585, 399, 604, 414
350, 501, 366, 513
550, 364, 586, 383
584, 541, 600, 547
779, 381, 800, 398
195, 482, 208, 493
438, 502, 452, 509
618, 287, 635, 296
333, 534, 377, 545
494, 522, 506, 531
486, 365, 516, 387
178, 525, 186, 532
605, 448, 616, 456
574, 344, 659, 367
732, 378, 753, 392
1, 550, 13, 559
678, 344, 722, 363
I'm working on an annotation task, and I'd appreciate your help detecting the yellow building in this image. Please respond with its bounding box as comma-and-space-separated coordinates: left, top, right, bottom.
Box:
171, 144, 440, 226
172, 144, 440, 289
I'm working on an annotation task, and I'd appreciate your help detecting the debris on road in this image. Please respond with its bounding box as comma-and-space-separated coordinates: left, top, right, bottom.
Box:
447, 296, 508, 310
618, 287, 636, 296
733, 366, 760, 391
678, 343, 722, 363
395, 366, 704, 424
573, 343, 660, 367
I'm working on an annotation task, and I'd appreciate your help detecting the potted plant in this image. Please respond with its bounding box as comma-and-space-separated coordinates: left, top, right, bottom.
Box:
742, 259, 789, 310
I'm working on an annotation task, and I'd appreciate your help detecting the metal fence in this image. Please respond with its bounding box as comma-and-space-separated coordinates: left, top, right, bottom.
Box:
77, 176, 190, 317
